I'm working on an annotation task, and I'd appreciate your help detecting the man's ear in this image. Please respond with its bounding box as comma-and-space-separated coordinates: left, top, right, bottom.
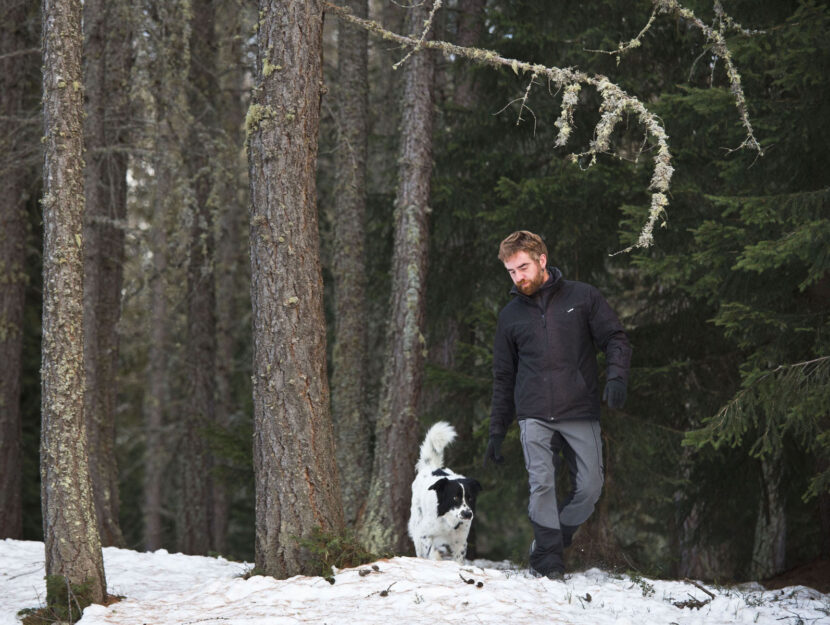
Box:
538, 253, 547, 267
428, 478, 448, 493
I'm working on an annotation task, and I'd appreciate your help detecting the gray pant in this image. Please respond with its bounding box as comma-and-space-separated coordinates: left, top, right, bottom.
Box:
519, 418, 604, 530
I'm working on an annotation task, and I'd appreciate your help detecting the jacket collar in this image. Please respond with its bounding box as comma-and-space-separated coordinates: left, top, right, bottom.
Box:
510, 266, 563, 303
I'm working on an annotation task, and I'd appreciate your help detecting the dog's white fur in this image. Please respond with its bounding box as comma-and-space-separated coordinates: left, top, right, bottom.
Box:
408, 421, 476, 563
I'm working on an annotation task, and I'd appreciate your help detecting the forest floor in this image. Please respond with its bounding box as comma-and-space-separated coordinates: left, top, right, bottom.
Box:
763, 557, 830, 593
3, 539, 829, 625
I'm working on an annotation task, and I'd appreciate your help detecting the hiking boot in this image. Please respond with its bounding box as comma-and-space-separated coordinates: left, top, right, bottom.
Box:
529, 564, 565, 580
528, 540, 565, 580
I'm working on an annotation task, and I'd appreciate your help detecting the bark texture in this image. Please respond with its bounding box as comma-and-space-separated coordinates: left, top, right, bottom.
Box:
453, 0, 485, 108
142, 0, 190, 552
82, 0, 132, 548
750, 451, 787, 580
178, 0, 218, 556
0, 0, 29, 540
358, 0, 436, 554
248, 0, 344, 577
332, 0, 371, 528
212, 0, 248, 557
41, 0, 106, 603
143, 152, 169, 551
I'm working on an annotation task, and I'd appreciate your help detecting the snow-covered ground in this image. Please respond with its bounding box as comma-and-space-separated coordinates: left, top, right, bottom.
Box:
2, 539, 828, 625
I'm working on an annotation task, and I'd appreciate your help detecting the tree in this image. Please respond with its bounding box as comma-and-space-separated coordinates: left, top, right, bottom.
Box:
331, 0, 371, 528
453, 0, 486, 109
358, 0, 437, 554
82, 0, 132, 549
138, 0, 191, 552
40, 0, 106, 606
211, 0, 251, 558
630, 0, 830, 578
0, 0, 34, 540
247, 0, 344, 577
179, 0, 218, 556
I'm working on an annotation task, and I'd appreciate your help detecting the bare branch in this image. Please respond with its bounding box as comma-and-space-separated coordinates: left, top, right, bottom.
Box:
584, 4, 660, 63
393, 0, 442, 70
516, 73, 539, 129
584, 1, 763, 157
0, 47, 40, 61
656, 0, 763, 155
326, 1, 675, 251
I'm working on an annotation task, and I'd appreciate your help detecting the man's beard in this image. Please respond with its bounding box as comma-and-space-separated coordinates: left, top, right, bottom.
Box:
516, 270, 546, 296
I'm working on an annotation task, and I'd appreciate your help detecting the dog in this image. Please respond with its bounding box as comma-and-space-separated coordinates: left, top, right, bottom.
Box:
408, 421, 481, 563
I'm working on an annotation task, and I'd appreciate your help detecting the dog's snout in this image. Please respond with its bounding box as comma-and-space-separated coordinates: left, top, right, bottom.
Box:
461, 509, 473, 520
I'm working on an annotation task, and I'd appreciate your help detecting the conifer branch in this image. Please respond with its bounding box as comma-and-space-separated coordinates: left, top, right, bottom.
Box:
684, 356, 830, 500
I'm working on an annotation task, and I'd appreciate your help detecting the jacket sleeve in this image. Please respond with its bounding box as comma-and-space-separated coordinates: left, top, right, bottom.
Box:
588, 286, 632, 384
490, 311, 518, 437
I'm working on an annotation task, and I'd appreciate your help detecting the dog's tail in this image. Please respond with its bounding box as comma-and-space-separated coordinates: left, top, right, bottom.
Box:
417, 421, 457, 471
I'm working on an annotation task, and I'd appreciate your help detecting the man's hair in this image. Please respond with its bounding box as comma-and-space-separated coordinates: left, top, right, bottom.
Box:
498, 230, 548, 263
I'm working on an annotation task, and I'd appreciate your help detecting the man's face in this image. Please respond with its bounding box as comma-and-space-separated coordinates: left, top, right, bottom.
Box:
504, 250, 548, 296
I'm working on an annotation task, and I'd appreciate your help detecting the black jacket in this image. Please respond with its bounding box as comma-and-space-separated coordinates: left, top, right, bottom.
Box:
489, 267, 632, 437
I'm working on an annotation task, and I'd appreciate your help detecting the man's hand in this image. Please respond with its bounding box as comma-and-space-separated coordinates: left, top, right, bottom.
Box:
483, 435, 506, 467
602, 379, 627, 410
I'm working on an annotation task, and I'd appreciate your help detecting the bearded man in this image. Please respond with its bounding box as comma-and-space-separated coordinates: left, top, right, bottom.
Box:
483, 230, 632, 579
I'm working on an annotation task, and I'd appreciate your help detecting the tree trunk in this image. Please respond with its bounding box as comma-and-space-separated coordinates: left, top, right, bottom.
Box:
332, 0, 371, 528
82, 0, 132, 549
141, 0, 190, 552
248, 0, 344, 577
211, 0, 248, 557
178, 0, 218, 557
41, 0, 106, 604
143, 106, 176, 553
0, 0, 29, 540
358, 0, 436, 554
819, 454, 830, 559
453, 0, 485, 109
749, 451, 787, 580
675, 454, 734, 580
143, 152, 170, 552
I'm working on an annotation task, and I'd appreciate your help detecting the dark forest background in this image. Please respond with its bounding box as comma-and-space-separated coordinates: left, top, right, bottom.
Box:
2, 0, 828, 586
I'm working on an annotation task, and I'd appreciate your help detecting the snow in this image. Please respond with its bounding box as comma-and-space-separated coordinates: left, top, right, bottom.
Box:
2, 539, 828, 625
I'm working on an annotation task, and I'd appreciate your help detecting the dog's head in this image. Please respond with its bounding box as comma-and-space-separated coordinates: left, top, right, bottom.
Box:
428, 477, 481, 528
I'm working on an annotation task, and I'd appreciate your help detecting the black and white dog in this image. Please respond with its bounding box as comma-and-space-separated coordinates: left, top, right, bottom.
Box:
408, 421, 481, 563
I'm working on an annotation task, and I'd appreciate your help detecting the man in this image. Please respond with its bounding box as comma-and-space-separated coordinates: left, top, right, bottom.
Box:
483, 230, 631, 579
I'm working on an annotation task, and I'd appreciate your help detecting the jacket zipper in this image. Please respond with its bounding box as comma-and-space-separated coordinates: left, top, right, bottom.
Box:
539, 300, 554, 420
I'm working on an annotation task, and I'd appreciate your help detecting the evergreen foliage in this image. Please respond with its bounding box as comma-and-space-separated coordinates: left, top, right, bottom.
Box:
627, 0, 830, 573
425, 0, 829, 577
298, 526, 390, 582
8, 0, 828, 584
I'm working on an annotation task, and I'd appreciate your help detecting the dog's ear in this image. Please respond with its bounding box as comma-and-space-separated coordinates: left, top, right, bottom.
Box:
428, 478, 448, 493
464, 478, 482, 495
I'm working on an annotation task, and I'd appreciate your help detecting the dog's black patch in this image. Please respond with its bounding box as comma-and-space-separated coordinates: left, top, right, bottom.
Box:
431, 468, 449, 476
429, 477, 482, 517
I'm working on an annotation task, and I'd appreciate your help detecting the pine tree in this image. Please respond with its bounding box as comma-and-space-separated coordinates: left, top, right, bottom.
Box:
82, 0, 133, 549
331, 0, 371, 528
358, 0, 437, 554
0, 0, 35, 540
248, 0, 344, 577
41, 0, 107, 605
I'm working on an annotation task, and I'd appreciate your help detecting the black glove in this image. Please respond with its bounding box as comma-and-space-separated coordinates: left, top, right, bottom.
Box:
483, 434, 505, 467
602, 379, 627, 410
